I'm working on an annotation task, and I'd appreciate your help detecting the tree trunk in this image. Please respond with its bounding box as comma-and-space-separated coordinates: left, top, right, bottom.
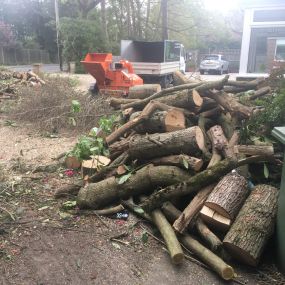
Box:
173, 70, 190, 85
130, 109, 186, 134
149, 154, 203, 172
77, 164, 191, 209
173, 184, 215, 233
128, 126, 205, 160
248, 86, 271, 100
151, 209, 184, 264
161, 202, 235, 280
205, 172, 248, 219
128, 84, 161, 99
234, 145, 274, 156
141, 158, 238, 212
223, 184, 278, 266
121, 82, 203, 110
157, 89, 203, 110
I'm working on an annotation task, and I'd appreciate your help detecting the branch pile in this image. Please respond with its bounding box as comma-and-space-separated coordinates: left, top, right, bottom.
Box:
58, 72, 282, 281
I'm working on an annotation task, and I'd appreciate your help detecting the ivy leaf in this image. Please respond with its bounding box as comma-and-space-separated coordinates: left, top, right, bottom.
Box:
263, 163, 269, 179
134, 207, 144, 215
62, 200, 77, 209
182, 157, 189, 169
141, 231, 148, 244
118, 172, 132, 184
111, 242, 121, 250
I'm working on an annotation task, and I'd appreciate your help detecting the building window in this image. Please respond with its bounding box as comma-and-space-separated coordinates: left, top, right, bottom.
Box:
253, 9, 285, 22
275, 39, 285, 61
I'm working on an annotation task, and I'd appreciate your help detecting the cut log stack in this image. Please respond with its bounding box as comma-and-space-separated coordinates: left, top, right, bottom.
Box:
0, 69, 45, 101
57, 72, 280, 281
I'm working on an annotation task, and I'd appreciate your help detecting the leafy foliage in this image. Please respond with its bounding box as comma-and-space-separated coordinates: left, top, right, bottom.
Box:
241, 88, 285, 143
68, 114, 119, 160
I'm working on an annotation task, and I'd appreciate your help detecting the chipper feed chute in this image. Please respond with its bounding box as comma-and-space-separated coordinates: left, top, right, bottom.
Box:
81, 53, 143, 96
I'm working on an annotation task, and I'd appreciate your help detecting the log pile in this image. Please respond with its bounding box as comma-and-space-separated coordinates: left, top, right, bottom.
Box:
58, 72, 281, 281
0, 69, 45, 100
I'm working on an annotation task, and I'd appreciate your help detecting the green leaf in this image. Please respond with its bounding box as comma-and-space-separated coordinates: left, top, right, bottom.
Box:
263, 163, 269, 179
141, 231, 148, 244
62, 200, 77, 209
182, 157, 189, 169
134, 207, 144, 215
71, 100, 81, 113
118, 172, 132, 184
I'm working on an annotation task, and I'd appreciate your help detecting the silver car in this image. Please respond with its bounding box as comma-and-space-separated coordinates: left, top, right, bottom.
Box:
199, 54, 229, 75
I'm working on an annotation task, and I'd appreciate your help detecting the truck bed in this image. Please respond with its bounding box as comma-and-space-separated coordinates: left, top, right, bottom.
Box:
131, 61, 181, 75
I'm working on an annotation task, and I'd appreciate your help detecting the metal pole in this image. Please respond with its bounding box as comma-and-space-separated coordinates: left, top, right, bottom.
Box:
161, 0, 168, 40
55, 0, 62, 70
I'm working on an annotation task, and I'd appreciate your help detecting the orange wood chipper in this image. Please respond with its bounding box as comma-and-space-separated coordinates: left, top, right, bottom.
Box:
81, 53, 143, 96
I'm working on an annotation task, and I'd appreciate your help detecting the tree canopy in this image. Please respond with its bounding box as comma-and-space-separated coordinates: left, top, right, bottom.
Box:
1, 0, 242, 63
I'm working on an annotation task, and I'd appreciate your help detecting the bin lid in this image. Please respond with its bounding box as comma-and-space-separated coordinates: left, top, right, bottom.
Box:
272, 127, 285, 145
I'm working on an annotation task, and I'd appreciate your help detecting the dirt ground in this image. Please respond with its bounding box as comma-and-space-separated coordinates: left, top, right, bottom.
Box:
0, 74, 284, 285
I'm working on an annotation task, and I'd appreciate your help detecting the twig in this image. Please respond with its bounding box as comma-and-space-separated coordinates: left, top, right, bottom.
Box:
93, 212, 109, 228
0, 206, 15, 221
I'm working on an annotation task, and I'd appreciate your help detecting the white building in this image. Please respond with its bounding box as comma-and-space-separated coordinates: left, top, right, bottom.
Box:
239, 0, 285, 74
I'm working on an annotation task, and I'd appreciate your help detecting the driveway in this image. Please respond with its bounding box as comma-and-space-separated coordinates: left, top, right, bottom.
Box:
6, 64, 64, 73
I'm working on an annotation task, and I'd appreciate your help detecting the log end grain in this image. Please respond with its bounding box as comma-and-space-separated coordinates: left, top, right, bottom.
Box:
192, 89, 204, 107
195, 126, 206, 151
164, 109, 186, 132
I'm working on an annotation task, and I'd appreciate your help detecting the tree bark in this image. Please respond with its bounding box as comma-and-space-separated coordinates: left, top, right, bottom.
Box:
173, 70, 190, 85
196, 218, 223, 252
161, 202, 235, 280
149, 154, 203, 172
128, 84, 161, 99
151, 209, 184, 264
121, 82, 204, 110
156, 89, 203, 110
210, 91, 253, 119
109, 97, 140, 109
173, 184, 215, 233
130, 109, 186, 134
234, 145, 274, 156
77, 164, 191, 209
205, 172, 248, 219
223, 184, 278, 266
248, 86, 271, 100
128, 126, 205, 160
141, 159, 238, 212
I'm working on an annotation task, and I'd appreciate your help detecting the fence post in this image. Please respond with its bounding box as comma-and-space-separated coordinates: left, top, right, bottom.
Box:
0, 47, 4, 65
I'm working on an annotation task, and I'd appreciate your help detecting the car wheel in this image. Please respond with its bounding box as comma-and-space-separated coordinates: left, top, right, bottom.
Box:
200, 70, 204, 75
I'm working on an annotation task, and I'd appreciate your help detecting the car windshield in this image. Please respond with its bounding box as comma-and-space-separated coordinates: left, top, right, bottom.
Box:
204, 55, 219, 60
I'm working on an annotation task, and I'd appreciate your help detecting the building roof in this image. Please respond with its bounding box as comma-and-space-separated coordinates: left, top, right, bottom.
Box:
239, 0, 285, 8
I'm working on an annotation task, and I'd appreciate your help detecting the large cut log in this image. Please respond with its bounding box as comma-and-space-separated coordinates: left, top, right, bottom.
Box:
150, 154, 203, 172
77, 164, 191, 209
109, 98, 140, 109
173, 184, 215, 233
205, 172, 248, 219
157, 89, 203, 110
128, 126, 205, 160
161, 202, 235, 280
173, 70, 193, 85
248, 86, 271, 100
234, 145, 274, 156
128, 84, 161, 99
151, 209, 184, 264
226, 78, 264, 89
223, 184, 278, 266
122, 76, 229, 110
141, 159, 238, 212
140, 155, 274, 212
130, 109, 186, 133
